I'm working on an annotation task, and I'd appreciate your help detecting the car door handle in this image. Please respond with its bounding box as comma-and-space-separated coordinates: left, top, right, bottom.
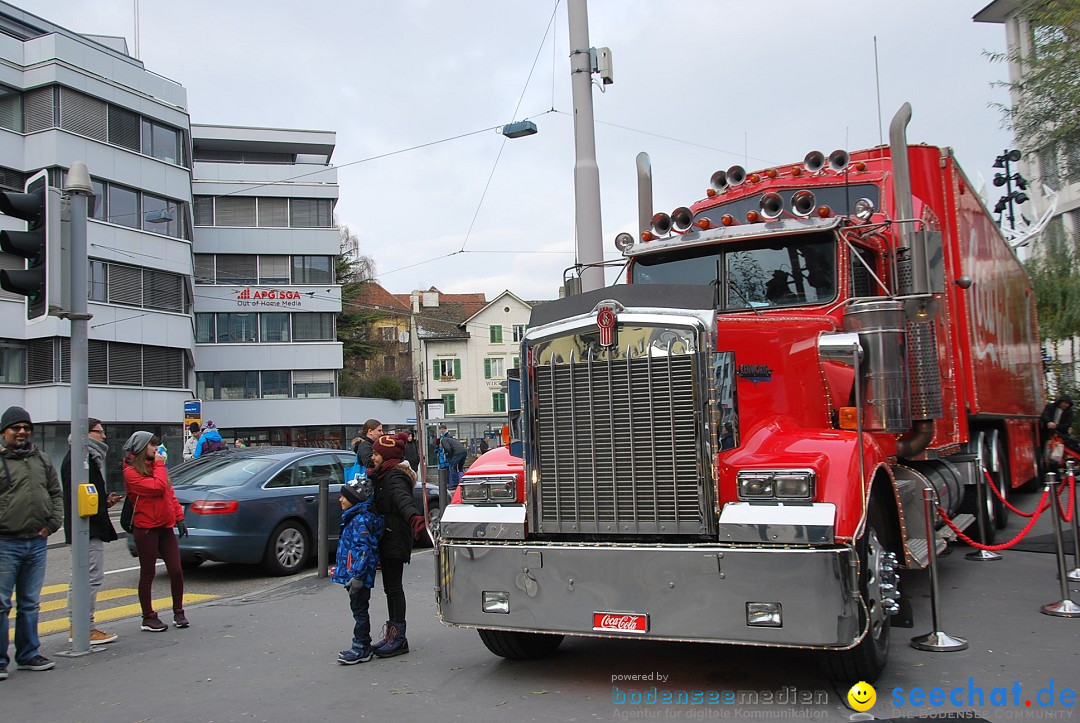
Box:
303, 495, 316, 502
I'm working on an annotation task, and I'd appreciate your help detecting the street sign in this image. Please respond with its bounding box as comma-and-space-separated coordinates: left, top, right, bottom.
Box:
407, 417, 417, 424
184, 399, 202, 431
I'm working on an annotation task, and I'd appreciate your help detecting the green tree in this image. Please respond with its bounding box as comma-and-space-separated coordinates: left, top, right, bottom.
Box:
336, 224, 384, 395
989, 0, 1080, 150
1026, 223, 1080, 397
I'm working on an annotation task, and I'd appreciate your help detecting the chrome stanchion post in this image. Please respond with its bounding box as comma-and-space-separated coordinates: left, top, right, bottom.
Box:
966, 468, 1002, 561
317, 477, 329, 579
1065, 461, 1080, 583
912, 486, 969, 651
1041, 471, 1080, 617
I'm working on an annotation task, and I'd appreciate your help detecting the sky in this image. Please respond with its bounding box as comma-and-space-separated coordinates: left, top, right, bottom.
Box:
19, 0, 1014, 302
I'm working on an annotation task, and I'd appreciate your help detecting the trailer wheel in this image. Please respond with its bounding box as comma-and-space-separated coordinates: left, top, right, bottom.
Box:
822, 502, 892, 683
477, 629, 564, 660
959, 433, 1003, 543
987, 434, 1010, 530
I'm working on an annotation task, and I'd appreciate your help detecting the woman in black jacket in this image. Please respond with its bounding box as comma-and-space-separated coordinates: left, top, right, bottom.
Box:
368, 432, 425, 657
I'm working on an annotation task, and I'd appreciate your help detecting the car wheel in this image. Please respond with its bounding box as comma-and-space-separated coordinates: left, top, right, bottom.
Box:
478, 629, 563, 659
262, 521, 309, 576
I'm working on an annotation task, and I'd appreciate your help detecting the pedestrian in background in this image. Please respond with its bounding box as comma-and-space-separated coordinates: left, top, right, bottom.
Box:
403, 430, 420, 472
439, 425, 466, 490
332, 477, 383, 665
233, 438, 247, 449
62, 418, 121, 645
182, 422, 201, 462
123, 431, 189, 633
353, 419, 382, 468
0, 406, 63, 678
193, 420, 225, 458
368, 433, 425, 658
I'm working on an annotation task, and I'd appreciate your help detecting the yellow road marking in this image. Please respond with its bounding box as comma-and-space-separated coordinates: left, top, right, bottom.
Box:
16, 588, 139, 615
36, 593, 218, 636
40, 583, 70, 595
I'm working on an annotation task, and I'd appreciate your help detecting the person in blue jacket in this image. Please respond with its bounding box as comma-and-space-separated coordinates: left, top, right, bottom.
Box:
193, 420, 225, 458
332, 478, 384, 665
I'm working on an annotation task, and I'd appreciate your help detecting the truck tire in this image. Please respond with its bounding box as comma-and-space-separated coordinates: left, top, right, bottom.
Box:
987, 434, 1010, 530
477, 629, 564, 660
822, 502, 892, 683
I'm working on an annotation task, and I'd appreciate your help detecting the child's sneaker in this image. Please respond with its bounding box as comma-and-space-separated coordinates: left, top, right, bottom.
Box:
141, 616, 168, 632
337, 646, 373, 665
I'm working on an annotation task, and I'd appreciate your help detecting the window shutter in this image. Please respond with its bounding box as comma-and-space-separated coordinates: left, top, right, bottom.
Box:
108, 104, 140, 151
258, 197, 289, 227
23, 86, 55, 132
107, 264, 143, 307
214, 197, 257, 226
0, 91, 21, 132
59, 337, 70, 383
433, 364, 439, 381
143, 346, 183, 388
108, 342, 142, 386
59, 88, 107, 141
88, 340, 107, 384
26, 338, 54, 384
453, 358, 461, 380
193, 196, 214, 226
145, 270, 183, 312
484, 358, 491, 379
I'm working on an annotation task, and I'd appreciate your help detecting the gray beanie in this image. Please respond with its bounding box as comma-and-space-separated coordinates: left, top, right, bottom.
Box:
1, 406, 32, 432
122, 431, 154, 457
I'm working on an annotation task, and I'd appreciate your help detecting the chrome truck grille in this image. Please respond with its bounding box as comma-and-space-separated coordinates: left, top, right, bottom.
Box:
526, 320, 713, 536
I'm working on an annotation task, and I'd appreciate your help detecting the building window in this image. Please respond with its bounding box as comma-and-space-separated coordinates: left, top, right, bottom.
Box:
380, 325, 397, 341
441, 393, 456, 415
492, 392, 507, 413
193, 196, 214, 226
216, 313, 258, 343
261, 370, 291, 399
258, 198, 289, 227
512, 324, 525, 342
142, 193, 180, 237
216, 255, 258, 285
219, 371, 258, 399
435, 358, 460, 381
0, 84, 23, 132
292, 256, 333, 284
141, 118, 181, 164
294, 370, 334, 398
384, 355, 396, 372
259, 255, 290, 284
484, 357, 504, 379
260, 313, 291, 343
293, 313, 335, 341
0, 341, 26, 384
193, 255, 214, 284
88, 179, 105, 220
289, 198, 333, 228
513, 356, 520, 371
214, 197, 257, 227
490, 325, 503, 343
89, 260, 107, 302
195, 314, 214, 343
108, 184, 140, 229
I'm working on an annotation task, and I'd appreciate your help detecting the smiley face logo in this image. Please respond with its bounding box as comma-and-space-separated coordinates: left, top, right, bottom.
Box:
847, 681, 876, 711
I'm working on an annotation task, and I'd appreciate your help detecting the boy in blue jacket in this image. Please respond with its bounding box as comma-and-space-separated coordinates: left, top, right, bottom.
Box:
332, 478, 384, 664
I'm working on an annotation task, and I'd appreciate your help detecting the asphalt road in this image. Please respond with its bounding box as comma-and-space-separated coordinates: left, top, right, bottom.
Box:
12, 486, 1080, 722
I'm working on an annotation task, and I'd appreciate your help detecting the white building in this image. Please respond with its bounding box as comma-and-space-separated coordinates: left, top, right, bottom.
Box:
0, 2, 194, 468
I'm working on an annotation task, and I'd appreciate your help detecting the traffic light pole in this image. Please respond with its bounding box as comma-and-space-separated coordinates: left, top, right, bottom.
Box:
64, 163, 94, 655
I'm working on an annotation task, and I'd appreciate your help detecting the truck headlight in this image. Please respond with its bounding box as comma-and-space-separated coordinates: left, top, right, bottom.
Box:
460, 476, 517, 503
737, 469, 815, 501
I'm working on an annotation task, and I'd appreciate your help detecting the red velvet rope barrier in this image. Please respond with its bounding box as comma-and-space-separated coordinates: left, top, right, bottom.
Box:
938, 487, 1051, 551
982, 469, 1039, 518
1059, 471, 1074, 524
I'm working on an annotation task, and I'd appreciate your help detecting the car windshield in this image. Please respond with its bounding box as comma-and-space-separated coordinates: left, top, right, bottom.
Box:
171, 457, 278, 488
631, 230, 837, 310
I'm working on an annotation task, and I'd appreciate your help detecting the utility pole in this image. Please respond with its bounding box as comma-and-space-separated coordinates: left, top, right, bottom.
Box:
64, 162, 94, 655
567, 0, 604, 293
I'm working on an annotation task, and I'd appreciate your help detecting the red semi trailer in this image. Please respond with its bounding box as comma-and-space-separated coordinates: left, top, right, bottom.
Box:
434, 104, 1044, 681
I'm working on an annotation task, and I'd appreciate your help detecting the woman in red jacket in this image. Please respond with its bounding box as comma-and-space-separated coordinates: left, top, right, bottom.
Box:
122, 431, 189, 632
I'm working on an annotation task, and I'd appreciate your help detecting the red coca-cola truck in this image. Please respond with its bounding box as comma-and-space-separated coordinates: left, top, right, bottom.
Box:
434, 104, 1044, 681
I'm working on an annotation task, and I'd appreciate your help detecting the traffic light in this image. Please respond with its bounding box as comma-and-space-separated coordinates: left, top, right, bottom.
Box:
0, 170, 59, 322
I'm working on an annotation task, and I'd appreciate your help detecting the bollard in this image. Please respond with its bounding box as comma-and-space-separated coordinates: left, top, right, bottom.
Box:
966, 469, 1002, 561
1065, 461, 1080, 583
1040, 471, 1080, 617
911, 486, 969, 651
317, 477, 329, 578
438, 466, 449, 513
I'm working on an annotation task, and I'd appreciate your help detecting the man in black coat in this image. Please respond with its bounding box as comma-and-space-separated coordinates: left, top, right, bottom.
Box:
61, 418, 122, 645
1040, 396, 1074, 443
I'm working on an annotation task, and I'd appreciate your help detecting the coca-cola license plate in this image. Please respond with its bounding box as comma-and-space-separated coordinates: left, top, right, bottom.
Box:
593, 611, 649, 634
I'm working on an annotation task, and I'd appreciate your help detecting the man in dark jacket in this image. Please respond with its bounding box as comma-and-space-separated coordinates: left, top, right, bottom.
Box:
62, 418, 122, 645
0, 406, 63, 677
439, 425, 467, 490
1040, 397, 1073, 441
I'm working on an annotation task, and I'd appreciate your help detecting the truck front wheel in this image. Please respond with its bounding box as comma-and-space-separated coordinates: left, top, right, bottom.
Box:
478, 629, 564, 660
822, 502, 893, 683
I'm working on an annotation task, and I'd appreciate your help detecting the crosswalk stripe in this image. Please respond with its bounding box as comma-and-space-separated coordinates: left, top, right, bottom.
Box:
36, 593, 219, 636
21, 588, 140, 614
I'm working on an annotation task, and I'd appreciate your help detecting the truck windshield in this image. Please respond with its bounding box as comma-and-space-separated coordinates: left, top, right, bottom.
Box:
630, 231, 837, 311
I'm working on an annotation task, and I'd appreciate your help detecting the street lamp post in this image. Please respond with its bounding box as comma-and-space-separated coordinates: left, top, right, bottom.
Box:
992, 149, 1028, 230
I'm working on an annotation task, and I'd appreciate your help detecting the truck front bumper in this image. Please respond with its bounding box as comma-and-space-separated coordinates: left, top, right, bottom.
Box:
437, 541, 860, 649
